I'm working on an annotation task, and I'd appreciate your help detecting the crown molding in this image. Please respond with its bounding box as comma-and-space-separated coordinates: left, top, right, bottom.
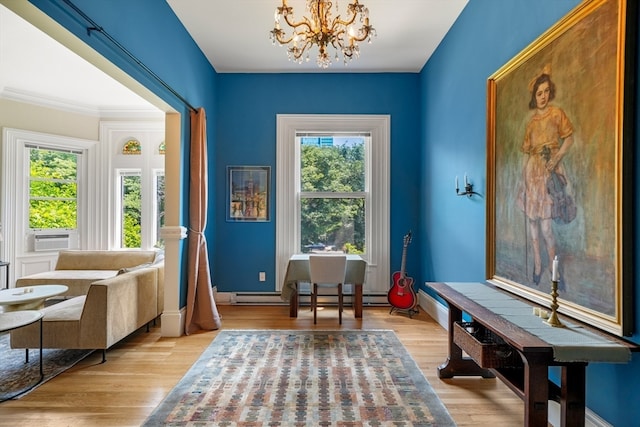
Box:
0, 87, 163, 119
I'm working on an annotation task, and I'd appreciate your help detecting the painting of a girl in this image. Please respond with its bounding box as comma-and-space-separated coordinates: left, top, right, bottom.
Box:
516, 65, 576, 288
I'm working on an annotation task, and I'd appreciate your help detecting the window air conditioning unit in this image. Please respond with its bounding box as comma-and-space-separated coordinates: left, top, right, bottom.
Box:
34, 233, 70, 252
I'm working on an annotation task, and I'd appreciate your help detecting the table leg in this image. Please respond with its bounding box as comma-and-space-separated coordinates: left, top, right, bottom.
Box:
560, 364, 586, 427
523, 363, 549, 427
289, 282, 299, 318
354, 283, 363, 318
39, 318, 43, 379
437, 305, 494, 379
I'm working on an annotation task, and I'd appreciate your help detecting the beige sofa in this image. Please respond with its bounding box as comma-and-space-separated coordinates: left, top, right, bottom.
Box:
11, 250, 164, 362
16, 250, 162, 298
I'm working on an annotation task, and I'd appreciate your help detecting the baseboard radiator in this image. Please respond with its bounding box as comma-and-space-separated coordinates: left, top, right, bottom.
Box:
215, 291, 389, 306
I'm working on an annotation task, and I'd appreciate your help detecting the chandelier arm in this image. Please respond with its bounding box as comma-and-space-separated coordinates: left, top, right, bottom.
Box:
297, 40, 314, 59
330, 28, 347, 49
282, 13, 314, 33
333, 12, 371, 43
345, 20, 372, 43
333, 14, 358, 28
348, 29, 371, 43
275, 31, 297, 45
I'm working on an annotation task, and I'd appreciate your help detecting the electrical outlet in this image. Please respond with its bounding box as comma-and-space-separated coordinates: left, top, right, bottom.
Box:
259, 271, 266, 282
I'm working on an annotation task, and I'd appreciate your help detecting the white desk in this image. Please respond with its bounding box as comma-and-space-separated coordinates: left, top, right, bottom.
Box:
281, 254, 367, 318
0, 285, 68, 312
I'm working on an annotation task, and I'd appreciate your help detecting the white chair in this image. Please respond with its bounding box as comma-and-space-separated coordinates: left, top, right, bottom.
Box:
309, 254, 347, 324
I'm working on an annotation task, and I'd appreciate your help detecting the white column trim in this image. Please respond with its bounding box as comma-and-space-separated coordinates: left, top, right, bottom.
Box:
160, 225, 187, 337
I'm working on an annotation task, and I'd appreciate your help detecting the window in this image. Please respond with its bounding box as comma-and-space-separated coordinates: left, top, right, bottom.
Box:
276, 115, 390, 294
299, 134, 367, 254
118, 170, 142, 248
27, 145, 81, 230
102, 121, 165, 251
116, 169, 165, 249
154, 170, 165, 247
2, 128, 93, 257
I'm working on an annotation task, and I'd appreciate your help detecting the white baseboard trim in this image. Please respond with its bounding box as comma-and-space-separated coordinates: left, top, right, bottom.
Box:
160, 308, 186, 337
417, 289, 449, 330
417, 289, 611, 427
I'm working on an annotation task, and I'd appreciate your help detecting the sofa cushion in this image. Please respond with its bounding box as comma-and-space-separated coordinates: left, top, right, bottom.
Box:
16, 270, 119, 297
55, 250, 157, 270
42, 295, 86, 321
117, 263, 152, 275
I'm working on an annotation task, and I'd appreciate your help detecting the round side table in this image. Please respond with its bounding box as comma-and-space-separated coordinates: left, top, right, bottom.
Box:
0, 310, 44, 401
0, 284, 68, 311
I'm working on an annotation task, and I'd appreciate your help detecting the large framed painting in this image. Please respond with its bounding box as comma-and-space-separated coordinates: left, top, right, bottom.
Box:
486, 0, 636, 336
227, 166, 271, 222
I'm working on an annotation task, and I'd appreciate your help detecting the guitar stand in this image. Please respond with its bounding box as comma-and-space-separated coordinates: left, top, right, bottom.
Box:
389, 306, 419, 319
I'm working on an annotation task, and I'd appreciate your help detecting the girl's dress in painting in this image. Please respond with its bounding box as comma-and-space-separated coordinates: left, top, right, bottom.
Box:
519, 105, 574, 222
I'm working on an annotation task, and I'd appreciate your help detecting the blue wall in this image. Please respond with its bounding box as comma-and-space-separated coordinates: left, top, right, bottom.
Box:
28, 0, 219, 306
214, 73, 421, 292
26, 0, 640, 424
420, 1, 640, 425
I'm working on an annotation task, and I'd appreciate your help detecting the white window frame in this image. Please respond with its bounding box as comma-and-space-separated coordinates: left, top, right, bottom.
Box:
1, 128, 95, 281
276, 114, 390, 293
100, 121, 164, 250
153, 168, 165, 247
26, 144, 82, 233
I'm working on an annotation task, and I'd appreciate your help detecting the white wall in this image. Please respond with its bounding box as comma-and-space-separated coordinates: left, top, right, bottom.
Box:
0, 98, 100, 140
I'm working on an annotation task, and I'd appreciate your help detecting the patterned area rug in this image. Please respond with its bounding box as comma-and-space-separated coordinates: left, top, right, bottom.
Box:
144, 330, 456, 426
0, 332, 93, 401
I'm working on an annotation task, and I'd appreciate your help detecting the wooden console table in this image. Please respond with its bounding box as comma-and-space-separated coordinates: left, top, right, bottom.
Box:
428, 282, 637, 427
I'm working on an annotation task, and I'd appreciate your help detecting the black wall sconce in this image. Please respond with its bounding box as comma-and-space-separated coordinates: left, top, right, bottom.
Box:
455, 174, 480, 198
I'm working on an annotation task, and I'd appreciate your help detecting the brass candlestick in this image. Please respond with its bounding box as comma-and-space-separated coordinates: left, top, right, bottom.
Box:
545, 279, 564, 328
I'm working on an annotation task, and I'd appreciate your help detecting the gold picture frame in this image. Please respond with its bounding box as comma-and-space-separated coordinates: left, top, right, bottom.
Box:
486, 0, 636, 336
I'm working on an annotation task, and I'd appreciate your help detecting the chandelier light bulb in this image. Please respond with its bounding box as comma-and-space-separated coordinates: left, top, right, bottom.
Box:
270, 0, 375, 68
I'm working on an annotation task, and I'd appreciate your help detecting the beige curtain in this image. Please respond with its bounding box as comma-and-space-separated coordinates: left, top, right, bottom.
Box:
185, 107, 222, 334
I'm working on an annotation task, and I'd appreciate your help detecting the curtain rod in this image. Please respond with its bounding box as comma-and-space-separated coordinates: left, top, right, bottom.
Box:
61, 0, 196, 113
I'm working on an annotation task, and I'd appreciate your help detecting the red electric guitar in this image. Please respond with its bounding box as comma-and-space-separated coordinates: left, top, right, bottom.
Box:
388, 231, 417, 313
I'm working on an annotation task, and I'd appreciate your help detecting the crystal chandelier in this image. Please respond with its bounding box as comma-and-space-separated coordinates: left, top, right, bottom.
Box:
269, 0, 376, 69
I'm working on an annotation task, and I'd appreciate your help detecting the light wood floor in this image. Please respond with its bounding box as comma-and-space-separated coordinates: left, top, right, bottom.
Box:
0, 305, 524, 426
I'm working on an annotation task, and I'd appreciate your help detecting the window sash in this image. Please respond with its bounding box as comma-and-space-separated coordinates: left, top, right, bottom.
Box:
27, 146, 80, 231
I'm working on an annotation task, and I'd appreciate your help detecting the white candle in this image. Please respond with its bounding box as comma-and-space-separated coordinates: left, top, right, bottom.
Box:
455, 176, 458, 190
552, 256, 559, 281
464, 173, 468, 186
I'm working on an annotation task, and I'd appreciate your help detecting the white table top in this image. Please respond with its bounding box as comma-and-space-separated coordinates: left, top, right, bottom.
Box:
0, 310, 43, 333
281, 254, 367, 301
0, 284, 68, 305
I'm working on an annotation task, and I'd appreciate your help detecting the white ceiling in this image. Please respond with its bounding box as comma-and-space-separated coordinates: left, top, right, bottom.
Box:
0, 1, 467, 111
167, 0, 468, 73
0, 4, 157, 114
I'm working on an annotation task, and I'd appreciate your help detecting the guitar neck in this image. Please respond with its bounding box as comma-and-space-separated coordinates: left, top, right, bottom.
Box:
400, 245, 408, 277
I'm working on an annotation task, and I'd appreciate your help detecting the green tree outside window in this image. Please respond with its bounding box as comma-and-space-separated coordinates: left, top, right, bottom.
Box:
29, 148, 78, 229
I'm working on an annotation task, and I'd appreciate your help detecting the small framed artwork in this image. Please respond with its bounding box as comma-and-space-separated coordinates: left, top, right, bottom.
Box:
486, 0, 636, 336
227, 166, 270, 222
